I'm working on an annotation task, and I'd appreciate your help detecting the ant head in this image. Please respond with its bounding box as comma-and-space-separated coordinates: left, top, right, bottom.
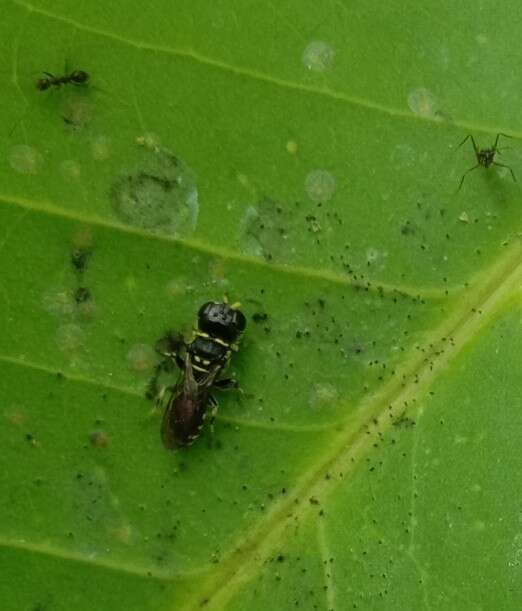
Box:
70, 70, 89, 84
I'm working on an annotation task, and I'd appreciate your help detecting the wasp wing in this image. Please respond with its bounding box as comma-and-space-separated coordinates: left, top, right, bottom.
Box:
161, 357, 220, 449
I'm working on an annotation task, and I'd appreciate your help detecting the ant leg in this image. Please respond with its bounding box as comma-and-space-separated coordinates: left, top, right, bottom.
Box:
43, 72, 55, 79
458, 164, 479, 191
495, 133, 514, 154
457, 135, 479, 156
492, 162, 517, 182
496, 132, 513, 147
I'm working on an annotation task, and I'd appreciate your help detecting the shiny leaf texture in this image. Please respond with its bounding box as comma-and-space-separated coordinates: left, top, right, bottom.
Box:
0, 1, 521, 610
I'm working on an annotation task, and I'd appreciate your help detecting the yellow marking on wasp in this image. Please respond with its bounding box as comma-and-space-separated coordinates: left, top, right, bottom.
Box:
193, 330, 232, 349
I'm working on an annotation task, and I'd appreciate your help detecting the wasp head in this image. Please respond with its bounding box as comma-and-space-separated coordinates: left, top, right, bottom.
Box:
197, 301, 246, 343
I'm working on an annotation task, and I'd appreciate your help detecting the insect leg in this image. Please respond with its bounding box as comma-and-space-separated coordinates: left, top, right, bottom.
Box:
145, 354, 178, 401
457, 134, 479, 156
458, 164, 480, 191
492, 161, 517, 182
155, 332, 185, 369
214, 377, 239, 391
495, 132, 513, 149
208, 396, 219, 435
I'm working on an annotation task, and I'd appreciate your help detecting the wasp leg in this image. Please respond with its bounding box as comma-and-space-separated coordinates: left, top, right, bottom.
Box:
207, 396, 219, 437
155, 331, 185, 369
214, 377, 239, 391
146, 362, 165, 400
146, 356, 178, 401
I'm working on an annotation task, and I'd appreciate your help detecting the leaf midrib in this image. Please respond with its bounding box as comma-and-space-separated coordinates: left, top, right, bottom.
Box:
180, 240, 521, 611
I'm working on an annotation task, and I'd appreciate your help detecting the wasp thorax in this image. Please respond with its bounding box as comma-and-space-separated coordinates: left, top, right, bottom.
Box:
197, 301, 246, 343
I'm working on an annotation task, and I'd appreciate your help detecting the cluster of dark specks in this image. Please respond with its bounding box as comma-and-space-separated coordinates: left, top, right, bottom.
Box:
70, 243, 95, 316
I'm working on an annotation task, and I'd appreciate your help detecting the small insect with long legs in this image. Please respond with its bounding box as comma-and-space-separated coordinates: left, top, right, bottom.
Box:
457, 133, 517, 191
149, 301, 246, 449
37, 69, 89, 91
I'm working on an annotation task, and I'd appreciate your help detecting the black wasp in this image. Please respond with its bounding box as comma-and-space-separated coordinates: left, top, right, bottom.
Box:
150, 301, 246, 449
457, 133, 516, 190
37, 69, 89, 91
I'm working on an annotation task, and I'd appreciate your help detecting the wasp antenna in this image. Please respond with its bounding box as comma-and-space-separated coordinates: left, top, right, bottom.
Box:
222, 294, 229, 304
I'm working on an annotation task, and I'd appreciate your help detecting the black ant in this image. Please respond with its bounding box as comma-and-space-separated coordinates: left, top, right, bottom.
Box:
37, 70, 89, 91
457, 133, 516, 191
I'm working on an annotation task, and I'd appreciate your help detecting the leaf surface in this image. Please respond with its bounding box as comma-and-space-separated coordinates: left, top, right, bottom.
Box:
0, 1, 521, 610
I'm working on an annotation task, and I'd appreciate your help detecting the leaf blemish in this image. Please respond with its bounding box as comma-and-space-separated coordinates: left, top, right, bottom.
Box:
407, 87, 441, 120
305, 170, 336, 204
111, 147, 198, 236
302, 41, 335, 72
9, 144, 43, 175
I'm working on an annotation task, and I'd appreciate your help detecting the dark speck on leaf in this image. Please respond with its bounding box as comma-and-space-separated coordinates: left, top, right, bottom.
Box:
74, 287, 91, 304
252, 312, 268, 323
71, 247, 92, 273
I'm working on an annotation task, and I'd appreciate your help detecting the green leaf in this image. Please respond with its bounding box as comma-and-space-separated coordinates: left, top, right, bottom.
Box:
1, 1, 521, 610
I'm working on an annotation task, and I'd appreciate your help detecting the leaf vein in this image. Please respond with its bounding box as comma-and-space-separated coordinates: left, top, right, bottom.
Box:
179, 241, 522, 611
10, 0, 518, 137
0, 193, 449, 299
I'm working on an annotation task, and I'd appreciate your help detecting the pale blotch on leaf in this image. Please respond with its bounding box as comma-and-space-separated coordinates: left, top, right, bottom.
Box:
43, 289, 76, 318
127, 343, 157, 373
239, 199, 297, 262
407, 88, 440, 119
111, 524, 133, 544
135, 132, 161, 152
56, 323, 84, 353
208, 259, 229, 287
60, 160, 81, 181
5, 406, 25, 427
62, 94, 94, 129
390, 143, 416, 169
9, 145, 43, 175
166, 279, 189, 297
237, 173, 250, 188
308, 383, 339, 409
305, 169, 336, 203
111, 147, 198, 236
286, 140, 298, 155
91, 135, 112, 160
302, 41, 335, 72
